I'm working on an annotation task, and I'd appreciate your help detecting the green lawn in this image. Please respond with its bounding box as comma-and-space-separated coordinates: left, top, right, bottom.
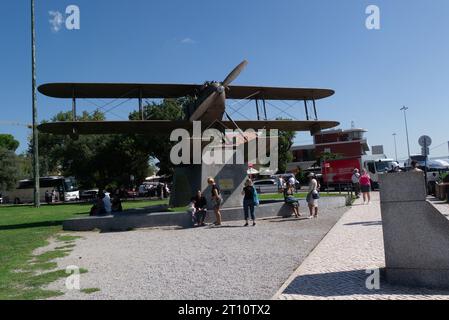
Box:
0, 199, 167, 300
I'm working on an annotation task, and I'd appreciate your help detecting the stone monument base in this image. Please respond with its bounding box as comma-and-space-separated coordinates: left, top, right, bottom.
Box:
169, 162, 248, 209
380, 172, 449, 289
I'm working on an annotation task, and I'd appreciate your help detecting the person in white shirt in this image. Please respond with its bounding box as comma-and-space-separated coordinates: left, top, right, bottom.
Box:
288, 175, 296, 187
103, 192, 112, 214
306, 173, 320, 219
351, 169, 361, 198
277, 176, 285, 192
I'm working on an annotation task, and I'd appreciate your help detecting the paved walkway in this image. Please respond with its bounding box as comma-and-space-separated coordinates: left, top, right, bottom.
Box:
276, 193, 449, 300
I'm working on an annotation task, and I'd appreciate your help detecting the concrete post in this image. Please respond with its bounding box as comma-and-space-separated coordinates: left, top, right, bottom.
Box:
380, 172, 449, 289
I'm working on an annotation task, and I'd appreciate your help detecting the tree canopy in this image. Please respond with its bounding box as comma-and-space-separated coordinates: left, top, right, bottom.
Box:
0, 134, 20, 152
129, 98, 185, 176
0, 148, 18, 191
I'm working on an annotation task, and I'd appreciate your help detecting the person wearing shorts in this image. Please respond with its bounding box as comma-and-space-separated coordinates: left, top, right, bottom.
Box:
284, 183, 301, 218
208, 178, 222, 226
306, 173, 319, 219
359, 169, 372, 205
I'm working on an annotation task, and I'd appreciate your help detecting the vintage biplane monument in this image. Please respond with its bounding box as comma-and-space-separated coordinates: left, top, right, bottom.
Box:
38, 60, 340, 207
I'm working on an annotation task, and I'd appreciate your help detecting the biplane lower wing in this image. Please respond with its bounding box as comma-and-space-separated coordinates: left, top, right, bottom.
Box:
221, 120, 339, 133
38, 120, 339, 135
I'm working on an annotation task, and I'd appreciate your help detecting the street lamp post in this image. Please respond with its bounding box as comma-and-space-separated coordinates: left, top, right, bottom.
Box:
31, 0, 40, 207
392, 133, 398, 162
400, 106, 411, 163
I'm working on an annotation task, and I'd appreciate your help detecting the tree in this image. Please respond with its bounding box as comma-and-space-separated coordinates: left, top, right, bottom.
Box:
0, 148, 18, 191
0, 134, 19, 152
129, 98, 185, 176
277, 130, 296, 173
16, 153, 33, 180
274, 118, 296, 173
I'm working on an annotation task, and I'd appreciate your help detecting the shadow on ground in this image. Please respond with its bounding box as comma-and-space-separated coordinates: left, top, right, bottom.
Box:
283, 269, 449, 297
344, 221, 382, 227
0, 220, 64, 231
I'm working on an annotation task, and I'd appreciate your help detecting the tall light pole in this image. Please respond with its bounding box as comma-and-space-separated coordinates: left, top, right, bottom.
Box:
31, 0, 40, 207
392, 133, 398, 162
400, 106, 411, 163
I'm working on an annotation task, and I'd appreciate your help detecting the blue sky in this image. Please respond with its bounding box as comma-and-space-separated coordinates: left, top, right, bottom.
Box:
1, 0, 449, 159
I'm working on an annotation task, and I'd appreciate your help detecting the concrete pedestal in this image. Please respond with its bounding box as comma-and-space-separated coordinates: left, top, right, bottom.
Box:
169, 162, 248, 209
379, 172, 449, 289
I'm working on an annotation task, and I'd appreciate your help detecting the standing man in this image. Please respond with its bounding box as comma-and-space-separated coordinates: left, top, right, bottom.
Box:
277, 176, 285, 193
351, 169, 361, 199
45, 190, 51, 204
51, 189, 57, 203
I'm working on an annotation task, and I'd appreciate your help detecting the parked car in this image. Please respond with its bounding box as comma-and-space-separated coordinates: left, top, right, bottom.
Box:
79, 189, 99, 201
138, 185, 147, 197
126, 189, 138, 198
253, 179, 279, 194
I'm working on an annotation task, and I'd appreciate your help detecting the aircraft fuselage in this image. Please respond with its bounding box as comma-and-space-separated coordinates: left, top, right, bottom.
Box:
187, 82, 226, 124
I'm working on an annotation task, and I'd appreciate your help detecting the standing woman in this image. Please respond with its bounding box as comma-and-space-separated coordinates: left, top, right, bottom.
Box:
241, 179, 258, 226
359, 169, 372, 205
306, 173, 319, 219
208, 178, 223, 226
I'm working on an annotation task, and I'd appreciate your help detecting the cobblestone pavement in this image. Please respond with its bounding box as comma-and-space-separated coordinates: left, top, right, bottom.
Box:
276, 193, 449, 300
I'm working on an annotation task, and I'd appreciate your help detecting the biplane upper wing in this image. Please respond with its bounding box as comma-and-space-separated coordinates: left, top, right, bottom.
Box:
225, 86, 334, 100
38, 120, 339, 135
38, 83, 334, 101
38, 83, 202, 99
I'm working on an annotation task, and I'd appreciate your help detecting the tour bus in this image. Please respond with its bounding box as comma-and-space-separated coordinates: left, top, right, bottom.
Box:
2, 176, 79, 204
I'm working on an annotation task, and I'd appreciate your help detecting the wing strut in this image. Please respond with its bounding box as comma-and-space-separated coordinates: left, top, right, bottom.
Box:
255, 99, 260, 120
72, 88, 77, 121
304, 100, 310, 120
262, 99, 268, 120
225, 111, 248, 143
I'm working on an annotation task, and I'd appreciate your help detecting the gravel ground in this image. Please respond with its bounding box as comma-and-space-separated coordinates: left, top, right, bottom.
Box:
46, 206, 348, 300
